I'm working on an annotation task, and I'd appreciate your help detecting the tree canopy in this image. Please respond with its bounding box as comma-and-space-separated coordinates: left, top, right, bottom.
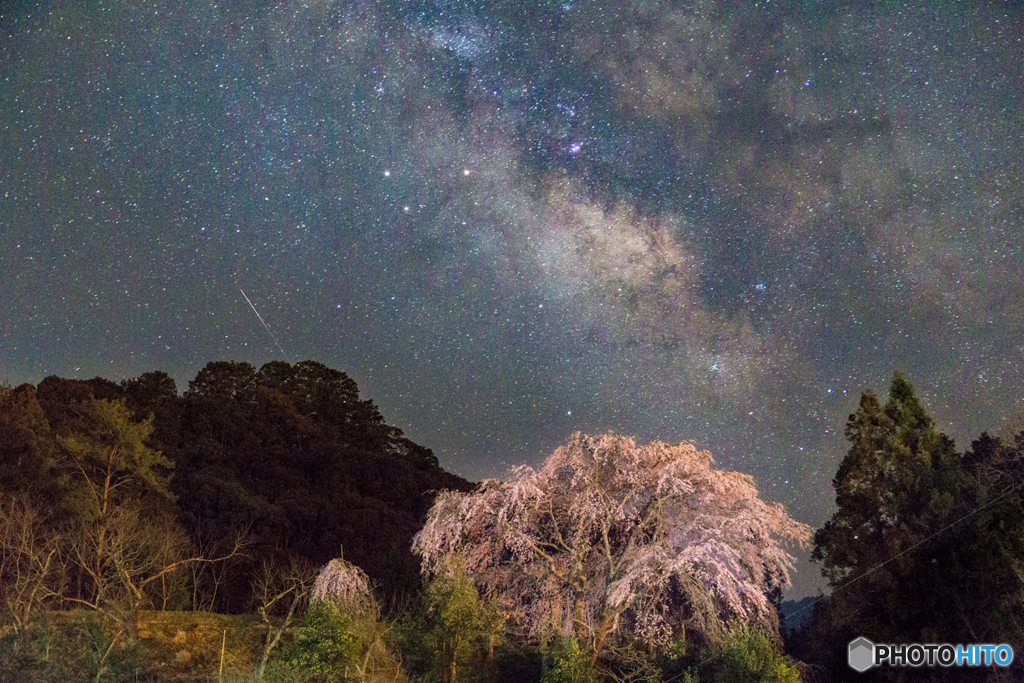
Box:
0, 361, 473, 613
413, 432, 811, 665
800, 372, 1024, 681
812, 373, 964, 641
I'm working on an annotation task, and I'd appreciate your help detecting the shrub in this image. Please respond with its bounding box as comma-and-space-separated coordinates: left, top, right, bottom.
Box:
689, 625, 802, 683
271, 599, 357, 683
543, 637, 598, 683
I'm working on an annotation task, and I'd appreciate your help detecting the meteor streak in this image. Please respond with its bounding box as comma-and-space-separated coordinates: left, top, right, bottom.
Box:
239, 288, 292, 362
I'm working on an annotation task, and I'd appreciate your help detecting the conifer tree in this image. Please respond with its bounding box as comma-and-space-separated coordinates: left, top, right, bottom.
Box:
812, 372, 963, 643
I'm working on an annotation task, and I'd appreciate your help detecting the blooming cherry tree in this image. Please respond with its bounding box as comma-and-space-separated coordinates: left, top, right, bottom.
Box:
412, 433, 811, 662
312, 557, 376, 617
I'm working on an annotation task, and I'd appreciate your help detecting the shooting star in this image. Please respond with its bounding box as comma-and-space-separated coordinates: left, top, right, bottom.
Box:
239, 288, 292, 363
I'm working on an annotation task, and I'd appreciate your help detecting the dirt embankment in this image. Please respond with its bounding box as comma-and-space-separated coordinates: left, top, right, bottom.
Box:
41, 610, 273, 682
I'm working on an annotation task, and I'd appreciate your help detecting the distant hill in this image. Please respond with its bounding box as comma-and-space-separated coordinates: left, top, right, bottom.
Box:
2, 360, 475, 611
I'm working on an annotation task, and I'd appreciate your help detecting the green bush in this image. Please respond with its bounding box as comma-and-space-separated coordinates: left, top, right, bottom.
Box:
688, 625, 802, 683
270, 600, 357, 683
400, 557, 508, 683
542, 637, 598, 683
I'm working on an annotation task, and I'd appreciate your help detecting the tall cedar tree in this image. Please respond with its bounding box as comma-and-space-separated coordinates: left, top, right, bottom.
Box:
812, 373, 964, 642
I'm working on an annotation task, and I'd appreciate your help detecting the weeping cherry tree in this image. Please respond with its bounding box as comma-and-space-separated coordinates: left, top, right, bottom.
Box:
412, 432, 811, 664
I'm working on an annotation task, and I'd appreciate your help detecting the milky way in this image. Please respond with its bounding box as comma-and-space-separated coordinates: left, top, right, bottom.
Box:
2, 1, 1022, 597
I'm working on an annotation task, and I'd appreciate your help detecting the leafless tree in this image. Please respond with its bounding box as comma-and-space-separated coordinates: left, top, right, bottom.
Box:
253, 557, 318, 681
0, 493, 65, 636
188, 530, 249, 612
62, 505, 246, 683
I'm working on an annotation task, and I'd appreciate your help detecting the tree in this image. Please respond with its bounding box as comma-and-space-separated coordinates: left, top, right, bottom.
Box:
255, 361, 387, 436
543, 637, 598, 683
50, 398, 178, 619
56, 398, 175, 524
421, 556, 505, 683
272, 599, 358, 683
185, 361, 257, 401
951, 431, 1024, 662
684, 624, 802, 683
262, 556, 407, 683
253, 557, 319, 681
13, 393, 244, 682
413, 432, 811, 667
0, 493, 64, 636
811, 372, 964, 644
312, 557, 376, 616
0, 384, 61, 505
309, 557, 404, 682
120, 371, 177, 412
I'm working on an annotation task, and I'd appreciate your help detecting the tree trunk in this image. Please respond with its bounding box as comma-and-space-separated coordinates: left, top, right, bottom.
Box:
255, 597, 299, 681
589, 611, 617, 668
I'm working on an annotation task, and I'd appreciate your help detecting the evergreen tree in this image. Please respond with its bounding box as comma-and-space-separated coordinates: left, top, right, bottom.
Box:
812, 372, 964, 644
951, 432, 1024, 662
0, 384, 61, 506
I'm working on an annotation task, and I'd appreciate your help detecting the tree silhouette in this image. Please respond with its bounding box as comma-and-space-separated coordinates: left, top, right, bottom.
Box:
812, 372, 963, 644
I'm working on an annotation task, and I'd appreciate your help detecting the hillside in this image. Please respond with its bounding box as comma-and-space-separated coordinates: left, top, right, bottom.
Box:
1, 360, 474, 610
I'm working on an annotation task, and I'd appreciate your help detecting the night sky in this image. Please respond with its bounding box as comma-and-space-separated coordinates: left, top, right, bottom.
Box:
2, 2, 1022, 598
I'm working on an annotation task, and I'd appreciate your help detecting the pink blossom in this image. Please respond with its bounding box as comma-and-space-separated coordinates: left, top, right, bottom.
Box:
412, 432, 811, 654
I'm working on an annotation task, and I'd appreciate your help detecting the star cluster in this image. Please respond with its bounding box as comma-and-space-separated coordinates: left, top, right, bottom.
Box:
2, 1, 1022, 597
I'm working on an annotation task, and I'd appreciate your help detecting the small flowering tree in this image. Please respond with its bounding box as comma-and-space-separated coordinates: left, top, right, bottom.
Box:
312, 558, 376, 617
290, 557, 405, 682
265, 559, 377, 683
412, 433, 811, 664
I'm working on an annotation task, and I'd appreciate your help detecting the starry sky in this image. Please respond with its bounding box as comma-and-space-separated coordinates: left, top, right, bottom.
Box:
1, 1, 1022, 598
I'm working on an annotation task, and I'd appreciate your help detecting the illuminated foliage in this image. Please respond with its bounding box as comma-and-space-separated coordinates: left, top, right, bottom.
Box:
812, 372, 963, 643
414, 432, 811, 663
312, 557, 376, 618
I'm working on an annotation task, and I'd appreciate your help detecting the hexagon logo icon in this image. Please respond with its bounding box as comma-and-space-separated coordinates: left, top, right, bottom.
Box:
849, 637, 875, 672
